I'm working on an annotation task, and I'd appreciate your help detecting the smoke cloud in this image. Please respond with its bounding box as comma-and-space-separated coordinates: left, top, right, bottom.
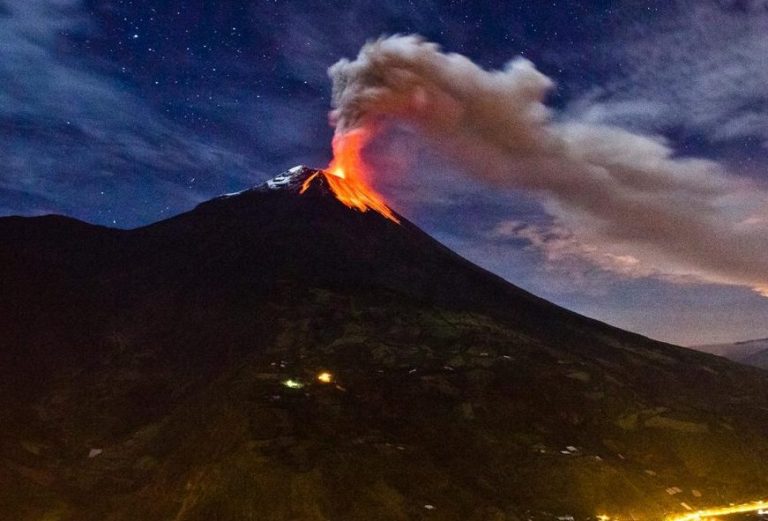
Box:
328, 35, 768, 295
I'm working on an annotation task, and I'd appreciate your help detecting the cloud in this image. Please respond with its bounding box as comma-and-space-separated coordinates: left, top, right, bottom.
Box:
492, 220, 650, 278
568, 0, 768, 147
0, 0, 257, 226
328, 35, 768, 295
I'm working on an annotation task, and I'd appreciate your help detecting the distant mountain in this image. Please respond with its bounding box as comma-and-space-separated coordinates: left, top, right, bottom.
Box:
2, 166, 768, 521
696, 338, 768, 369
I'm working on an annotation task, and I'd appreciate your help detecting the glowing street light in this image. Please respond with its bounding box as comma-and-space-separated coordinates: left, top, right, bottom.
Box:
282, 379, 304, 389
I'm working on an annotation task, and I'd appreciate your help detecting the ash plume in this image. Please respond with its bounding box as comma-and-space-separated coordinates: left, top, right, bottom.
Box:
328, 35, 768, 295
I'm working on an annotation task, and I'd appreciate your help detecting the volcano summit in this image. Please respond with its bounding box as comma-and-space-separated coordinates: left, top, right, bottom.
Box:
1, 166, 768, 520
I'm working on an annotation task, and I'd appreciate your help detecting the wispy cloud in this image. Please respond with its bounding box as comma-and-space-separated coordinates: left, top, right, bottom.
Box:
568, 0, 768, 148
0, 0, 257, 226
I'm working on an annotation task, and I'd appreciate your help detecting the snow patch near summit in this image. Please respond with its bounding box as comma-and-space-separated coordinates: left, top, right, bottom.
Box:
265, 165, 312, 190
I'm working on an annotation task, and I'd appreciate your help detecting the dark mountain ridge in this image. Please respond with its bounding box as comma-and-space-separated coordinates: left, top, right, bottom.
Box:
2, 166, 768, 521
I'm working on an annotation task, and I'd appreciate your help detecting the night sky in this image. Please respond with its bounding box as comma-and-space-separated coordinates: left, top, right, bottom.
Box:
2, 0, 767, 345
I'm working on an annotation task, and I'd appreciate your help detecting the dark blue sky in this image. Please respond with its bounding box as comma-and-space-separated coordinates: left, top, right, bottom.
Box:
2, 0, 767, 345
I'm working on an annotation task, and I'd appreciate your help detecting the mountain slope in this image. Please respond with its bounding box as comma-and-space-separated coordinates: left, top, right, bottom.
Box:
2, 166, 768, 521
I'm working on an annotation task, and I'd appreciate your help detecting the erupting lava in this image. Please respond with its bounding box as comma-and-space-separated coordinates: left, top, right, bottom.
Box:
300, 128, 399, 223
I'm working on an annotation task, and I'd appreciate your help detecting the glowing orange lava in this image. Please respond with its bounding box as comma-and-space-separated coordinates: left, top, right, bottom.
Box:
300, 128, 399, 223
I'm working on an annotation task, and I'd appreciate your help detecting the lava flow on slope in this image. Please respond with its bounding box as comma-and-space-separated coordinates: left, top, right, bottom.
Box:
300, 128, 399, 223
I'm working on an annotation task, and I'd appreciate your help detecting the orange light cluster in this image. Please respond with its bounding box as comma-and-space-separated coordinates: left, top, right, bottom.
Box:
301, 128, 399, 223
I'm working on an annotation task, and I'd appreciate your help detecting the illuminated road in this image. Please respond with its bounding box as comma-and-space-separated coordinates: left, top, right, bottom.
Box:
666, 500, 768, 521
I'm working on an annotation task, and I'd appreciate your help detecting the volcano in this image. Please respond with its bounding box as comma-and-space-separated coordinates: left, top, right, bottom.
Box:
2, 166, 768, 521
